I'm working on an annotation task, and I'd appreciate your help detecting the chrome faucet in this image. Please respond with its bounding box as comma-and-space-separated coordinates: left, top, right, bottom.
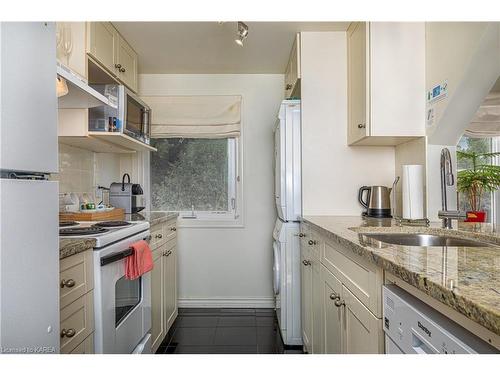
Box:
438, 147, 466, 229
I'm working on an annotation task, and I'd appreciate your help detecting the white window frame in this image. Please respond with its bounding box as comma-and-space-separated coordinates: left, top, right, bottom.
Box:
173, 137, 243, 228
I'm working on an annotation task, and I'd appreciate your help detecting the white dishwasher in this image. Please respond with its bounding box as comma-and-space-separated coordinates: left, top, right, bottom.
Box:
383, 285, 498, 354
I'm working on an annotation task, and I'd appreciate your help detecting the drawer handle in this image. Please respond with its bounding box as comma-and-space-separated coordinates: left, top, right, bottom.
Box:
60, 328, 76, 338
334, 299, 345, 307
170, 227, 177, 232
302, 260, 311, 266
329, 292, 340, 301
155, 233, 163, 239
60, 279, 76, 288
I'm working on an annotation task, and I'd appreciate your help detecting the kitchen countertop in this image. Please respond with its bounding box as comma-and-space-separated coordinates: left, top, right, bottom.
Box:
59, 238, 96, 260
125, 211, 179, 226
302, 215, 500, 337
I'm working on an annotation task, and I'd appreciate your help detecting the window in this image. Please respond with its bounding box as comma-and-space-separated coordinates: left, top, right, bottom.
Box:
150, 138, 239, 221
457, 136, 499, 223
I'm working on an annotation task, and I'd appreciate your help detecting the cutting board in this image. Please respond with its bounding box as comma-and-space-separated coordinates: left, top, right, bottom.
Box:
59, 208, 125, 222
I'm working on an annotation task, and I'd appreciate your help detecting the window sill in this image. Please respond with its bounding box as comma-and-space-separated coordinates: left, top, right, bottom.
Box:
176, 215, 244, 228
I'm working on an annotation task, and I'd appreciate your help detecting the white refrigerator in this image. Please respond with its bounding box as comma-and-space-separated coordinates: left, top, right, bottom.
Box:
272, 100, 302, 346
0, 22, 60, 353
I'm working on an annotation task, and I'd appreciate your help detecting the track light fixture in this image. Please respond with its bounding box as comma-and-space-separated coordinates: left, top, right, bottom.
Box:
235, 21, 248, 46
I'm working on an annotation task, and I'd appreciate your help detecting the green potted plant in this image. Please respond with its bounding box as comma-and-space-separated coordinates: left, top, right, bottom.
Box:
457, 150, 500, 222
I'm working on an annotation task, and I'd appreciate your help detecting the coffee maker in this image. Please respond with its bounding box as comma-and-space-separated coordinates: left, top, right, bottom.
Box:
110, 173, 145, 214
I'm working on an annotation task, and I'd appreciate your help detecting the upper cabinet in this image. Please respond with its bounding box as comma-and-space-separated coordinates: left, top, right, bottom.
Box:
56, 22, 87, 79
87, 22, 117, 74
347, 22, 425, 146
87, 22, 138, 93
284, 33, 301, 98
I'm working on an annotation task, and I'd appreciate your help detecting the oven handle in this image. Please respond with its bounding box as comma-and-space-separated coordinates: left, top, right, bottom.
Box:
100, 235, 152, 267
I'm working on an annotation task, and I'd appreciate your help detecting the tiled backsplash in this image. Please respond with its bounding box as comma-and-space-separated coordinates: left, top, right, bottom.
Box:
55, 143, 95, 194
54, 143, 124, 208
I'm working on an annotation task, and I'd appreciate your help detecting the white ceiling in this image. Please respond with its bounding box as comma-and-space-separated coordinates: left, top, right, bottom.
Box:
113, 22, 350, 74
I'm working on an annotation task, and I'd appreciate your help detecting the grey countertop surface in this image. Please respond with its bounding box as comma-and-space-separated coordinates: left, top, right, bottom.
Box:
302, 215, 500, 337
59, 238, 96, 260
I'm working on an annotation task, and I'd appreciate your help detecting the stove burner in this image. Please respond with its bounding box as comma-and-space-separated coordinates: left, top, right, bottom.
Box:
60, 227, 109, 236
93, 221, 132, 228
59, 221, 79, 227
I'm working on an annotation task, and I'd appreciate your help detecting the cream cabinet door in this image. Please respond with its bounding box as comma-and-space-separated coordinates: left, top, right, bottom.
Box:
284, 33, 300, 98
347, 22, 369, 144
300, 246, 313, 353
116, 34, 138, 92
311, 254, 324, 354
151, 246, 165, 353
87, 22, 117, 74
164, 239, 178, 332
56, 22, 87, 79
342, 285, 383, 354
321, 265, 343, 354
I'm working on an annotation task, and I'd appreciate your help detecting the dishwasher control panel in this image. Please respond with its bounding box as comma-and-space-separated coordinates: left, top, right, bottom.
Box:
382, 285, 497, 354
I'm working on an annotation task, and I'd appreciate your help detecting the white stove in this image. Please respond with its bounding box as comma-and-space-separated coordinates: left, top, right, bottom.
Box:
59, 220, 150, 248
60, 219, 152, 353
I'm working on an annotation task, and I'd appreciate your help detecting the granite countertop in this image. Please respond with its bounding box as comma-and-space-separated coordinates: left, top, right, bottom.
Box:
60, 238, 96, 260
302, 215, 500, 336
125, 211, 179, 226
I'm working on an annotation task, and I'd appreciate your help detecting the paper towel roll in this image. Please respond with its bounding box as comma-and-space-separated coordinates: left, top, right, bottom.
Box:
402, 164, 424, 220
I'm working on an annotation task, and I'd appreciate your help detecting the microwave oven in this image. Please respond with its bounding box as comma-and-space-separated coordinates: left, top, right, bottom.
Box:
89, 85, 151, 145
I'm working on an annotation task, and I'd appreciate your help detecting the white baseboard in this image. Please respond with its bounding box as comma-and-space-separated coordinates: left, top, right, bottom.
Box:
178, 297, 275, 309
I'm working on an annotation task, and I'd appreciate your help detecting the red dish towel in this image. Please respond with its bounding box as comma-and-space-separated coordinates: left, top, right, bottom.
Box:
125, 240, 153, 280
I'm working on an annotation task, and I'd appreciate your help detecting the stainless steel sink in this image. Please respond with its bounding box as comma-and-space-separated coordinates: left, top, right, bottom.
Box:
361, 233, 493, 247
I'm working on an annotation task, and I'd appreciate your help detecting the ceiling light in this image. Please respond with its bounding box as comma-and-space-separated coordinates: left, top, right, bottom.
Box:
235, 21, 248, 46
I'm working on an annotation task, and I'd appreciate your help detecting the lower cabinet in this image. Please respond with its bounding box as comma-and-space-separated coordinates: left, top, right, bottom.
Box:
150, 218, 178, 353
300, 222, 384, 354
151, 245, 165, 351
164, 239, 178, 331
321, 265, 343, 354
342, 285, 382, 353
59, 250, 94, 354
300, 246, 313, 353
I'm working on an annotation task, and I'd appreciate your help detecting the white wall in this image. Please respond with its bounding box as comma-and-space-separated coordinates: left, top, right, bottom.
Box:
139, 74, 284, 307
300, 32, 395, 216
426, 22, 500, 145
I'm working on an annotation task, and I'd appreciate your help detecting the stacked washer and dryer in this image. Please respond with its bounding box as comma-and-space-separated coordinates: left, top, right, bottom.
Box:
272, 100, 302, 347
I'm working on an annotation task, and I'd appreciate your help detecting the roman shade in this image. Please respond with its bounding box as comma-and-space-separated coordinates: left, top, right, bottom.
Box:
142, 95, 242, 139
465, 93, 500, 138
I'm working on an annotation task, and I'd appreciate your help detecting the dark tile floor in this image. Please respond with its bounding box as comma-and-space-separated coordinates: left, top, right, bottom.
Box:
155, 308, 304, 354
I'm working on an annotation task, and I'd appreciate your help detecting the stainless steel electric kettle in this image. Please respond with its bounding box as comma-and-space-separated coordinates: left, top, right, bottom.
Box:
358, 186, 392, 218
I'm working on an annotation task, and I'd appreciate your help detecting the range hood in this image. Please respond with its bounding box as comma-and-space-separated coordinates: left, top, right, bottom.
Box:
57, 63, 116, 109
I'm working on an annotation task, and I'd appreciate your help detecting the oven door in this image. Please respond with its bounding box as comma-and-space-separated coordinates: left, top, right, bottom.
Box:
93, 231, 152, 354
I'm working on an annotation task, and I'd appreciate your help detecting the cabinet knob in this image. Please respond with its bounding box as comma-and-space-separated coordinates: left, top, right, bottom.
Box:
298, 233, 305, 237
119, 67, 126, 73
115, 63, 122, 69
329, 292, 340, 300
170, 227, 177, 232
285, 83, 293, 90
302, 260, 311, 266
308, 239, 317, 246
60, 279, 75, 288
357, 123, 366, 129
334, 299, 345, 307
155, 233, 163, 239
163, 250, 172, 257
60, 328, 76, 338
